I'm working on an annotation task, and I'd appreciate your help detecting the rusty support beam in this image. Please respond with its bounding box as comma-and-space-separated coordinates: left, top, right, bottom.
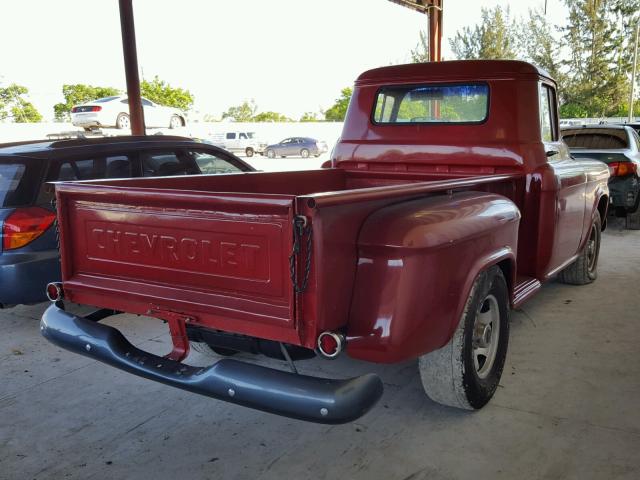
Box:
118, 0, 145, 135
428, 0, 442, 62
387, 0, 443, 62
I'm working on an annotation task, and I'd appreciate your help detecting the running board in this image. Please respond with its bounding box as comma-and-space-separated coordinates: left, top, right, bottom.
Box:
513, 276, 542, 309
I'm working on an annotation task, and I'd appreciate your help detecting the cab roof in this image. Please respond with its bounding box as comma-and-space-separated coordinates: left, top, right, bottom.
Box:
356, 60, 554, 85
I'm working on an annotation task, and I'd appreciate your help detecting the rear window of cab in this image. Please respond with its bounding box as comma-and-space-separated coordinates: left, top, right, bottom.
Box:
372, 83, 489, 124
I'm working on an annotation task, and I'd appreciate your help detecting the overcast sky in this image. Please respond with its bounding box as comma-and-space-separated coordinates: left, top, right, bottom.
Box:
1, 0, 566, 120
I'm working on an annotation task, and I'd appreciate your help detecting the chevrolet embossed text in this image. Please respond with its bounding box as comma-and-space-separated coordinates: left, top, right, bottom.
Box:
86, 222, 270, 280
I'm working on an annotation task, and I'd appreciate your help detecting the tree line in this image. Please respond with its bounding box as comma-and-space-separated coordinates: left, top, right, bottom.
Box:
445, 1, 640, 118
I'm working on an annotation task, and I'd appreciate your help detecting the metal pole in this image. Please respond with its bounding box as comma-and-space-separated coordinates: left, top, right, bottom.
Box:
428, 0, 443, 62
629, 18, 639, 123
118, 0, 145, 135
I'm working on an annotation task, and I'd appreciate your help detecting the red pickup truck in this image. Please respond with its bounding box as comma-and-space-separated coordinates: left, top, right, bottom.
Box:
41, 60, 609, 424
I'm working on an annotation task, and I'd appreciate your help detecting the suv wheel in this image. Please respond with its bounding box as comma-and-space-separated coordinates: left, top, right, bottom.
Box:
245, 147, 255, 157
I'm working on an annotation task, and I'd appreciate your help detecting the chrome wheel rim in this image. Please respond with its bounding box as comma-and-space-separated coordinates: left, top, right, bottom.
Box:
119, 115, 130, 129
472, 294, 500, 379
170, 116, 181, 128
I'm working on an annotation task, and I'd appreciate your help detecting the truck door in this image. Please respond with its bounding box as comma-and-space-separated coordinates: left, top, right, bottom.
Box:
540, 83, 586, 271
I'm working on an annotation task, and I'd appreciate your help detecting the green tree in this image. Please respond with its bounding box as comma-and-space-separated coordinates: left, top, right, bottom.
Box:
520, 9, 564, 88
222, 100, 257, 122
140, 76, 194, 110
300, 111, 321, 122
410, 30, 430, 63
450, 6, 518, 60
560, 0, 638, 117
324, 87, 352, 121
53, 84, 120, 121
252, 111, 291, 122
0, 84, 42, 122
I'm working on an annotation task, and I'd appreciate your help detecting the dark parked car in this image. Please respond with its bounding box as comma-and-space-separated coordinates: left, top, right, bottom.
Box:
264, 137, 328, 158
0, 135, 253, 307
562, 124, 640, 228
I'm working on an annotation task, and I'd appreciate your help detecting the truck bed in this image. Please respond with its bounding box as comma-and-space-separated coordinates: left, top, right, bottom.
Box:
54, 168, 521, 349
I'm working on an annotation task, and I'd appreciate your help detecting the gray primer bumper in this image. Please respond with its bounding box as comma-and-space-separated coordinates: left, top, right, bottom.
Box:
40, 304, 383, 424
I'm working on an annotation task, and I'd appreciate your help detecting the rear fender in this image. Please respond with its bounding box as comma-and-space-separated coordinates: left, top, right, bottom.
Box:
346, 191, 520, 363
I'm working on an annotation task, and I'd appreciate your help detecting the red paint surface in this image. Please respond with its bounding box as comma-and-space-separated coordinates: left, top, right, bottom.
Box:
55, 61, 609, 363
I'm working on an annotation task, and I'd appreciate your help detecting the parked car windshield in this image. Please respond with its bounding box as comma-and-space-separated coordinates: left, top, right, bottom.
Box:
0, 158, 43, 208
373, 83, 489, 124
562, 129, 629, 149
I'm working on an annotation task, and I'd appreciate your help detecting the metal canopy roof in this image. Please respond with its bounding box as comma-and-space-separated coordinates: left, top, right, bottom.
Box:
388, 0, 437, 14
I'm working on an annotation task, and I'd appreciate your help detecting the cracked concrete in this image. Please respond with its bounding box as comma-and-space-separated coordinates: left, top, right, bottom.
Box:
0, 217, 638, 480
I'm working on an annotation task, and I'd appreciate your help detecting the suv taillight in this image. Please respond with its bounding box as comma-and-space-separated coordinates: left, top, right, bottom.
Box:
2, 207, 56, 250
609, 161, 638, 177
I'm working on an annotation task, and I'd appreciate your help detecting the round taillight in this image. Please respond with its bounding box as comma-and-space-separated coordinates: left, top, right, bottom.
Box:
46, 283, 63, 302
317, 332, 344, 359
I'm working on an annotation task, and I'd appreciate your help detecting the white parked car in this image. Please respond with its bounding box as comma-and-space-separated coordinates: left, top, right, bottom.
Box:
71, 95, 186, 131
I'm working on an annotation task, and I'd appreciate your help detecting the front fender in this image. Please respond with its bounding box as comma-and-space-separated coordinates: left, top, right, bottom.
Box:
346, 191, 520, 363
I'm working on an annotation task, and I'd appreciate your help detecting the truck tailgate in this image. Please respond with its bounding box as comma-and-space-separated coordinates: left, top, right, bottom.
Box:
56, 184, 299, 343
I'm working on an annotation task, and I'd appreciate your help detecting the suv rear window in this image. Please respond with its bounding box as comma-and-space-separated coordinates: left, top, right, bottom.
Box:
562, 129, 629, 149
0, 159, 42, 208
373, 83, 489, 124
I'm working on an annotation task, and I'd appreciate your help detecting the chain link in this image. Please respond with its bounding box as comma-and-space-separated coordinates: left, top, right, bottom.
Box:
289, 216, 313, 294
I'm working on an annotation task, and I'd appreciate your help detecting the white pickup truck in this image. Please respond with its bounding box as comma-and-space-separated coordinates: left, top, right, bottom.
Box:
209, 131, 267, 157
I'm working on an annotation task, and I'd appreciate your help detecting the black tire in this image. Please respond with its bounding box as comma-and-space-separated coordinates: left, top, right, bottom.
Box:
266, 149, 275, 159
300, 148, 310, 158
625, 194, 640, 229
419, 266, 509, 410
626, 209, 640, 230
116, 113, 130, 130
559, 211, 601, 284
245, 147, 254, 157
169, 115, 182, 129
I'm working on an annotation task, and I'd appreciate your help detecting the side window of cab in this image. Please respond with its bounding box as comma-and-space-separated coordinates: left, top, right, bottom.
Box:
539, 83, 558, 143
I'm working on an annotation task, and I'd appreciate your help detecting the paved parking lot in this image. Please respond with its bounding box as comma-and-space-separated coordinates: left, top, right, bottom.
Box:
1, 217, 639, 480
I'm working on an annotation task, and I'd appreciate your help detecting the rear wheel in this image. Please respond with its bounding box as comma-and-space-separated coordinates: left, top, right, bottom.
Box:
266, 149, 275, 159
116, 113, 130, 130
419, 266, 509, 410
559, 211, 601, 284
245, 147, 254, 157
300, 148, 310, 158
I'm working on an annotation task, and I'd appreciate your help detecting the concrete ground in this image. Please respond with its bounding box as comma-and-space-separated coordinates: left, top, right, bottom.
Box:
1, 218, 639, 480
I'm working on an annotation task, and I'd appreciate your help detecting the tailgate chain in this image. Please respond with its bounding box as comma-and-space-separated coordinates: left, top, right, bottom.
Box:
289, 215, 313, 293
51, 197, 60, 257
